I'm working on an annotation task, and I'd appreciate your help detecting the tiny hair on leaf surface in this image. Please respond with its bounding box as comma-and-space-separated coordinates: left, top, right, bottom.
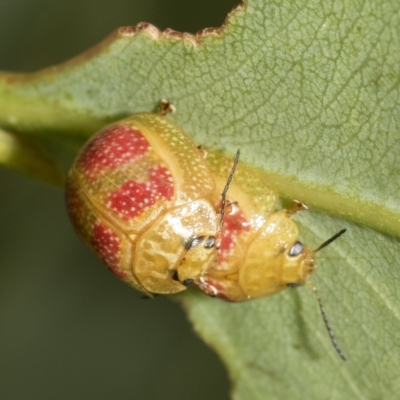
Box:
0, 0, 399, 399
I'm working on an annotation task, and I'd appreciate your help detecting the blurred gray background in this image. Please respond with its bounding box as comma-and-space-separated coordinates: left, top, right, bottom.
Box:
0, 0, 239, 398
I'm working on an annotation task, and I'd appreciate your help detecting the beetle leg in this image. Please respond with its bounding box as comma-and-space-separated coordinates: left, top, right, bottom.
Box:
287, 200, 308, 216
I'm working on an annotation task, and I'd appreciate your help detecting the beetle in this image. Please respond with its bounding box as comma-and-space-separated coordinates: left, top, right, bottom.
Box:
66, 103, 346, 359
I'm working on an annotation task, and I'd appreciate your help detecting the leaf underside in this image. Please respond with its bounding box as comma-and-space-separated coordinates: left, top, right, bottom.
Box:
0, 0, 399, 398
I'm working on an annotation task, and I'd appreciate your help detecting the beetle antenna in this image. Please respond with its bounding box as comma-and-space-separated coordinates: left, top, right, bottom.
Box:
314, 229, 346, 253
219, 149, 240, 236
307, 281, 346, 361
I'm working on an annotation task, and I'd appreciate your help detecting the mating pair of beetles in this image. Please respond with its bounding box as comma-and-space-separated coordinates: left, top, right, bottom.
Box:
66, 101, 346, 360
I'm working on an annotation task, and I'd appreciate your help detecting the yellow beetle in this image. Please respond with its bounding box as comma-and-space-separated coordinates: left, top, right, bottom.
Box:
66, 104, 346, 360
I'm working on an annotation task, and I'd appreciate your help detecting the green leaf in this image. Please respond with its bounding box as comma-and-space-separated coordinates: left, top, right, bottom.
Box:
0, 0, 399, 398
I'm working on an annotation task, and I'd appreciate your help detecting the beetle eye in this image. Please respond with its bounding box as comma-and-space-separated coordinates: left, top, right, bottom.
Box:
203, 236, 216, 249
288, 241, 303, 256
185, 236, 205, 251
185, 235, 216, 251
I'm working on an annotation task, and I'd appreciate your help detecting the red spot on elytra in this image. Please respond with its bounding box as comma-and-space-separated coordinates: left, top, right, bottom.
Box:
79, 124, 150, 179
92, 221, 126, 278
149, 164, 174, 200
107, 165, 174, 220
218, 205, 250, 265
